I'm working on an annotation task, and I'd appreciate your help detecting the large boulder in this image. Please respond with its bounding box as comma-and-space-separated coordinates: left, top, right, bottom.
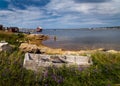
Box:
23, 53, 93, 71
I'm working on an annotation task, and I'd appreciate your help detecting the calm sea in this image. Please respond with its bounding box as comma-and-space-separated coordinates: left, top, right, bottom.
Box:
39, 29, 120, 51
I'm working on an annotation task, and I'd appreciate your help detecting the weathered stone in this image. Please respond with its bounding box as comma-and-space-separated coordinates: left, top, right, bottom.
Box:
23, 53, 93, 71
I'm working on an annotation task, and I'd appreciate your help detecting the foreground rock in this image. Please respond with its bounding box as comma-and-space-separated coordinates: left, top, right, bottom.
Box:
23, 53, 93, 71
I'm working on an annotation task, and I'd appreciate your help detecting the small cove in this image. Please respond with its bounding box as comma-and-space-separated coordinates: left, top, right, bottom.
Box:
40, 29, 120, 51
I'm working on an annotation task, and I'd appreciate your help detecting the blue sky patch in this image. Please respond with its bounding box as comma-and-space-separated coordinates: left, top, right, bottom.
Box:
0, 0, 9, 9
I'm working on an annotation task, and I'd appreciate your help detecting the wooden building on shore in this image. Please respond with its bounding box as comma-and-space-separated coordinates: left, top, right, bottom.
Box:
7, 27, 19, 32
0, 25, 3, 30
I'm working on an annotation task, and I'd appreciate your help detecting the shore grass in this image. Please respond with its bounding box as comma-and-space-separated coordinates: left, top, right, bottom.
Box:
0, 31, 25, 47
0, 51, 120, 86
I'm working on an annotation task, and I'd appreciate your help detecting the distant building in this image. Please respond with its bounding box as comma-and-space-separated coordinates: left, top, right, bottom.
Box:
0, 25, 3, 30
7, 27, 19, 32
36, 26, 42, 32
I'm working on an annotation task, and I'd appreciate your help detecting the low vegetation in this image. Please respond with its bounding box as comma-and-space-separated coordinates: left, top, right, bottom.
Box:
0, 31, 120, 86
0, 51, 120, 86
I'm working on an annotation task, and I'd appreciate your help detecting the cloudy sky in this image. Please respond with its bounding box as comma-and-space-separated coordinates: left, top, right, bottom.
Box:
0, 0, 120, 29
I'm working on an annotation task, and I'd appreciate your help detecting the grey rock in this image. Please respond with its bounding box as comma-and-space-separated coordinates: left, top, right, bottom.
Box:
23, 53, 93, 71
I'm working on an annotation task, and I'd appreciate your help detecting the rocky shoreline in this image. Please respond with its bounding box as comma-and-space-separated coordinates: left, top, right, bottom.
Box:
19, 33, 120, 55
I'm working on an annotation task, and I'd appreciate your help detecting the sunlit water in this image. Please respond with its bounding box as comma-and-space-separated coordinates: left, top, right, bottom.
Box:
39, 29, 120, 50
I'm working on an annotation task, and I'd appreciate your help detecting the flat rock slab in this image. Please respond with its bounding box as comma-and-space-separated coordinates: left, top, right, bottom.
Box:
23, 53, 93, 71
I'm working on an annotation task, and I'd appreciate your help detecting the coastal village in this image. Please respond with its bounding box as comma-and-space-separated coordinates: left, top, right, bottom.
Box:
0, 24, 42, 33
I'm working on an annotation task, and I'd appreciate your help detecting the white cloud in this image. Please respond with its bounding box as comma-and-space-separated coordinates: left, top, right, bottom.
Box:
41, 0, 120, 28
0, 6, 50, 28
45, 0, 120, 15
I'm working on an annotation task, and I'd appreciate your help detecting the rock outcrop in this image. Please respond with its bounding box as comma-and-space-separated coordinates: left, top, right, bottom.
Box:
27, 34, 48, 40
19, 43, 41, 53
19, 43, 63, 54
26, 34, 48, 45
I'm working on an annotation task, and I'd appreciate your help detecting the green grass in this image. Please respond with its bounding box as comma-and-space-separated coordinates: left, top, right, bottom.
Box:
0, 51, 120, 86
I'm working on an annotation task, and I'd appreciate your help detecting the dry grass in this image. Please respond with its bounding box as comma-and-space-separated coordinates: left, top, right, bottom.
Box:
0, 30, 13, 35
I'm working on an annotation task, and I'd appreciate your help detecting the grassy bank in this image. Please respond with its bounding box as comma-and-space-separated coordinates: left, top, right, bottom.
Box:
0, 31, 25, 47
0, 51, 120, 86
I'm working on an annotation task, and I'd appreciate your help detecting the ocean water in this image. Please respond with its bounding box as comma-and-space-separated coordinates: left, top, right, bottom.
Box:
40, 29, 120, 50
